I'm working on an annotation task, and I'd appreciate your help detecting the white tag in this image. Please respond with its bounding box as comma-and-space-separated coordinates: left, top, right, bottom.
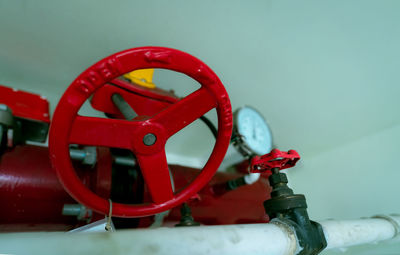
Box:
69, 218, 115, 233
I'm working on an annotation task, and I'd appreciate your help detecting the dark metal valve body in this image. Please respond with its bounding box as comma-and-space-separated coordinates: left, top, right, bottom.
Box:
264, 168, 326, 255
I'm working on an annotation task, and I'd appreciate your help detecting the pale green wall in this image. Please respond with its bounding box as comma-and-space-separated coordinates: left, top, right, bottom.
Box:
1, 1, 400, 253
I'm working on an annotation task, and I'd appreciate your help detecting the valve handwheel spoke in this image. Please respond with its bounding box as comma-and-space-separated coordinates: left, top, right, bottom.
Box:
151, 87, 217, 138
69, 116, 140, 149
136, 150, 173, 204
49, 47, 233, 217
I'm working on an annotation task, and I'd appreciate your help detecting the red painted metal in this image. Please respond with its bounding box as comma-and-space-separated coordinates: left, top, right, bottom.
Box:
250, 149, 300, 173
49, 47, 233, 217
0, 145, 111, 231
90, 81, 178, 119
166, 165, 271, 225
0, 144, 270, 230
110, 78, 179, 103
0, 85, 50, 123
0, 145, 270, 230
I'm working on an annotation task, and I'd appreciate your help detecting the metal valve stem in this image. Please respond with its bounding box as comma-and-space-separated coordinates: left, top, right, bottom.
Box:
111, 93, 137, 120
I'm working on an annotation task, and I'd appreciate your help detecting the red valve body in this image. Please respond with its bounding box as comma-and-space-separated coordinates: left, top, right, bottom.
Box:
0, 145, 270, 231
0, 145, 111, 231
0, 85, 50, 123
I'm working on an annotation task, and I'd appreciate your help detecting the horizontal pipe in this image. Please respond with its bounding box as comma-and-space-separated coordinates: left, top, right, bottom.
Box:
322, 215, 400, 249
0, 222, 298, 255
0, 215, 398, 255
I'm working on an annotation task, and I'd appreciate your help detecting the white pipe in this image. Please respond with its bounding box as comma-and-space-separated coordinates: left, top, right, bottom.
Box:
0, 222, 298, 255
0, 215, 398, 255
322, 215, 400, 249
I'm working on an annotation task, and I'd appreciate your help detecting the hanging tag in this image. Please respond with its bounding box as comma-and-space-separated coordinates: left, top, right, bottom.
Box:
69, 199, 115, 233
69, 218, 115, 233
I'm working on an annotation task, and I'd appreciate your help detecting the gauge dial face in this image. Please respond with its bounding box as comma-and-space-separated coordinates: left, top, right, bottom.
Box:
236, 106, 272, 155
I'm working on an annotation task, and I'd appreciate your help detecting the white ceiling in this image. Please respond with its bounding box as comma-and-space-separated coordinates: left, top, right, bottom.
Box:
0, 0, 399, 163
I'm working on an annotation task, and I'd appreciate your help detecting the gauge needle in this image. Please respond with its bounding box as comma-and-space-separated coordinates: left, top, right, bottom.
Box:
252, 126, 257, 139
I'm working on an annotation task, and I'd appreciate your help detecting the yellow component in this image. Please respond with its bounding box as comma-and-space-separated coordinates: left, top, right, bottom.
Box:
123, 69, 156, 89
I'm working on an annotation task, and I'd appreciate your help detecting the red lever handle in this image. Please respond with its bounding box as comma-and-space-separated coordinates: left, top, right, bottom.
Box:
250, 149, 300, 173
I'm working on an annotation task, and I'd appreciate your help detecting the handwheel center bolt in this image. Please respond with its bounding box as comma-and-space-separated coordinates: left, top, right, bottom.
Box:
143, 133, 157, 146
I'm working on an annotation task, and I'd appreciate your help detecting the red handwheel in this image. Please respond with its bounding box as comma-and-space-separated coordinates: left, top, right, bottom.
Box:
49, 47, 233, 217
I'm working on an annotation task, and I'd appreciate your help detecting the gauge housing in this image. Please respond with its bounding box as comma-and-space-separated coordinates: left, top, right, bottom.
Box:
232, 106, 273, 157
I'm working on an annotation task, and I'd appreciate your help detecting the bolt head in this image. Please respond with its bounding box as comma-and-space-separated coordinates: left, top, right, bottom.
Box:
143, 133, 157, 146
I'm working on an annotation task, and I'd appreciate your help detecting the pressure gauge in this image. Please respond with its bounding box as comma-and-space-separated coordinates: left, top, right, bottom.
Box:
232, 106, 272, 157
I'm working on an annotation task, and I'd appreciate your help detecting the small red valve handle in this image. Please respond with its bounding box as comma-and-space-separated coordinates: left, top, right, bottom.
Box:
250, 149, 300, 173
